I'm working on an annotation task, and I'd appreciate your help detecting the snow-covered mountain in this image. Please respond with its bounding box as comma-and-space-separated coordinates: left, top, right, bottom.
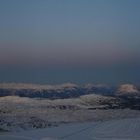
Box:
0, 83, 140, 131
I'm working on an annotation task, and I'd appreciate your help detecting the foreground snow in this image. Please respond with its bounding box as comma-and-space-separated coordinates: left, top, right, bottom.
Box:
1, 118, 140, 140
92, 118, 140, 140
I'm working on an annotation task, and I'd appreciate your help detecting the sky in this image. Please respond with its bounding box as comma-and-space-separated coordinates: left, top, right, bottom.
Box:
0, 0, 140, 84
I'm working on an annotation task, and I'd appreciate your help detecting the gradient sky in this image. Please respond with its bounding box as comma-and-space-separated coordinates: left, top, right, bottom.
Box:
0, 0, 140, 84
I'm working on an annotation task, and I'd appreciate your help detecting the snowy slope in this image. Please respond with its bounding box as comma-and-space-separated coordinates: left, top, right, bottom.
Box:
1, 95, 140, 131
1, 118, 140, 140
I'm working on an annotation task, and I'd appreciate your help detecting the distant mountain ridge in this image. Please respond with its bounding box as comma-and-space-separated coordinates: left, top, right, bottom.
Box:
0, 83, 139, 99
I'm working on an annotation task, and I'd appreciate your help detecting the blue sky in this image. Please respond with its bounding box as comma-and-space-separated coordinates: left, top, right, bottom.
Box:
0, 0, 140, 84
